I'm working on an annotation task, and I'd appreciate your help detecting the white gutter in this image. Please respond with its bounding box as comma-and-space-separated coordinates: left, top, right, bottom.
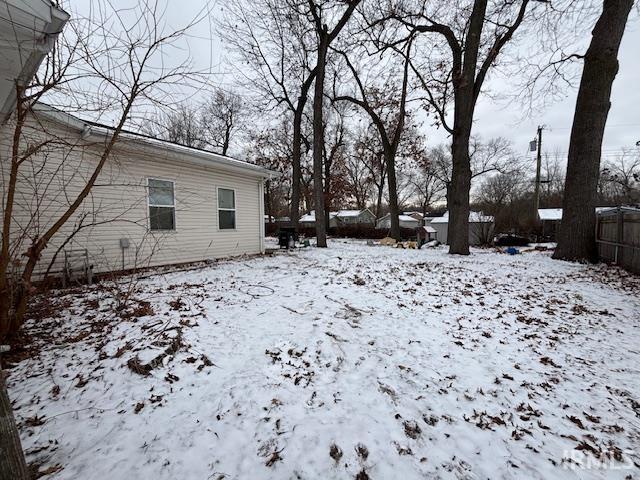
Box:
33, 103, 279, 179
0, 1, 70, 122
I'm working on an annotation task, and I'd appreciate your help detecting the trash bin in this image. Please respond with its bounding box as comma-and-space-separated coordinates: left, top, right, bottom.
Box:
278, 227, 298, 249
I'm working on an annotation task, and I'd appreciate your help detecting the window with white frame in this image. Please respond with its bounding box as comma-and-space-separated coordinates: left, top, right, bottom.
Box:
218, 187, 236, 229
148, 178, 175, 231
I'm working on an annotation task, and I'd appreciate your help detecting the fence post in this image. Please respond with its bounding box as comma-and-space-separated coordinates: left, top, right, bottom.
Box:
616, 208, 624, 266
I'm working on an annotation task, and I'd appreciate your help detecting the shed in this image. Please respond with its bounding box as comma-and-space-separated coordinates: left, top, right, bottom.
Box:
375, 214, 420, 229
429, 211, 494, 245
538, 207, 610, 240
299, 211, 339, 228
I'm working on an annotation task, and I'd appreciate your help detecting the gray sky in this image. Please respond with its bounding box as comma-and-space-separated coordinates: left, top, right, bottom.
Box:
68, 1, 640, 163
466, 20, 640, 161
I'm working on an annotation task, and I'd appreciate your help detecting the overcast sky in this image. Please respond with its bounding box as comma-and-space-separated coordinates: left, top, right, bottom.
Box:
68, 1, 640, 165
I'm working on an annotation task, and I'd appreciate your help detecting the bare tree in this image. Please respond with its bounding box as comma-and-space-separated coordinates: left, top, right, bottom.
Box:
411, 152, 446, 215
246, 120, 294, 222
599, 149, 640, 204
344, 125, 375, 209
1, 0, 209, 339
554, 0, 635, 262
355, 123, 388, 216
380, 0, 538, 254
334, 35, 414, 240
536, 150, 566, 207
218, 0, 317, 225
322, 101, 349, 226
201, 88, 246, 156
305, 0, 361, 247
144, 104, 207, 148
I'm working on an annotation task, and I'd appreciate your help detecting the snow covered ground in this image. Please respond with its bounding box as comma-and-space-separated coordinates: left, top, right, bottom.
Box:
6, 239, 640, 479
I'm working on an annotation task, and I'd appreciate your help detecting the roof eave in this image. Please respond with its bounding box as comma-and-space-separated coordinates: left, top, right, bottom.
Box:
33, 104, 278, 179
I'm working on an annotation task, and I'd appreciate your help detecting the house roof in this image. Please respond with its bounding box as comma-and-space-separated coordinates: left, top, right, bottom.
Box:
430, 211, 494, 224
336, 208, 375, 218
300, 209, 374, 222
0, 1, 69, 121
423, 225, 437, 233
378, 213, 420, 222
403, 211, 424, 218
33, 103, 277, 179
335, 210, 363, 217
537, 208, 563, 221
299, 211, 338, 222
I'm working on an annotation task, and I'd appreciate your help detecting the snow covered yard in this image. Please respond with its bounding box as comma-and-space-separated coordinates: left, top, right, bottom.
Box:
6, 239, 640, 480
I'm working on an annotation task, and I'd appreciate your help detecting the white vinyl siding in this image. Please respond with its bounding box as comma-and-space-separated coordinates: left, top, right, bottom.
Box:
1, 115, 265, 279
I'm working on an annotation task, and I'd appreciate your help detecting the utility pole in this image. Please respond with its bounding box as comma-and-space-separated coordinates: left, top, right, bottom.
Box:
533, 125, 544, 216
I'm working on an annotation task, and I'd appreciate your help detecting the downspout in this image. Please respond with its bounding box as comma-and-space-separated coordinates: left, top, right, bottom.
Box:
258, 178, 265, 254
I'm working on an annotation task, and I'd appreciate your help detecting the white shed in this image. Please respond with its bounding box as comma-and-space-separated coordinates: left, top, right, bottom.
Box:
375, 214, 420, 230
299, 211, 339, 228
429, 211, 494, 245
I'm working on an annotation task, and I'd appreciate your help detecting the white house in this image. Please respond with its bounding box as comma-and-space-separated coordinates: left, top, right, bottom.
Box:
334, 209, 376, 225
429, 211, 494, 245
1, 105, 275, 278
299, 211, 339, 228
299, 209, 376, 228
375, 214, 420, 230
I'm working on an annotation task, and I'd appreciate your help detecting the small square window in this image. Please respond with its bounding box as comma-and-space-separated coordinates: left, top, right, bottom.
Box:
149, 206, 175, 230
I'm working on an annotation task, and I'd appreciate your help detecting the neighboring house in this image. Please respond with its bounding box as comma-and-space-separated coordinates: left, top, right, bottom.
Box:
299, 209, 376, 228
375, 214, 420, 230
429, 211, 494, 245
403, 211, 425, 226
334, 209, 376, 226
300, 211, 339, 228
538, 207, 609, 240
1, 104, 275, 278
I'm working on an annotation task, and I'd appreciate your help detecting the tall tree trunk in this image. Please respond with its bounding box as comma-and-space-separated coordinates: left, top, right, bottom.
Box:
324, 156, 331, 231
291, 103, 305, 226
0, 370, 28, 480
447, 0, 486, 255
375, 183, 384, 218
444, 182, 452, 245
313, 32, 329, 248
222, 127, 230, 156
449, 133, 472, 254
554, 0, 633, 262
386, 151, 401, 240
